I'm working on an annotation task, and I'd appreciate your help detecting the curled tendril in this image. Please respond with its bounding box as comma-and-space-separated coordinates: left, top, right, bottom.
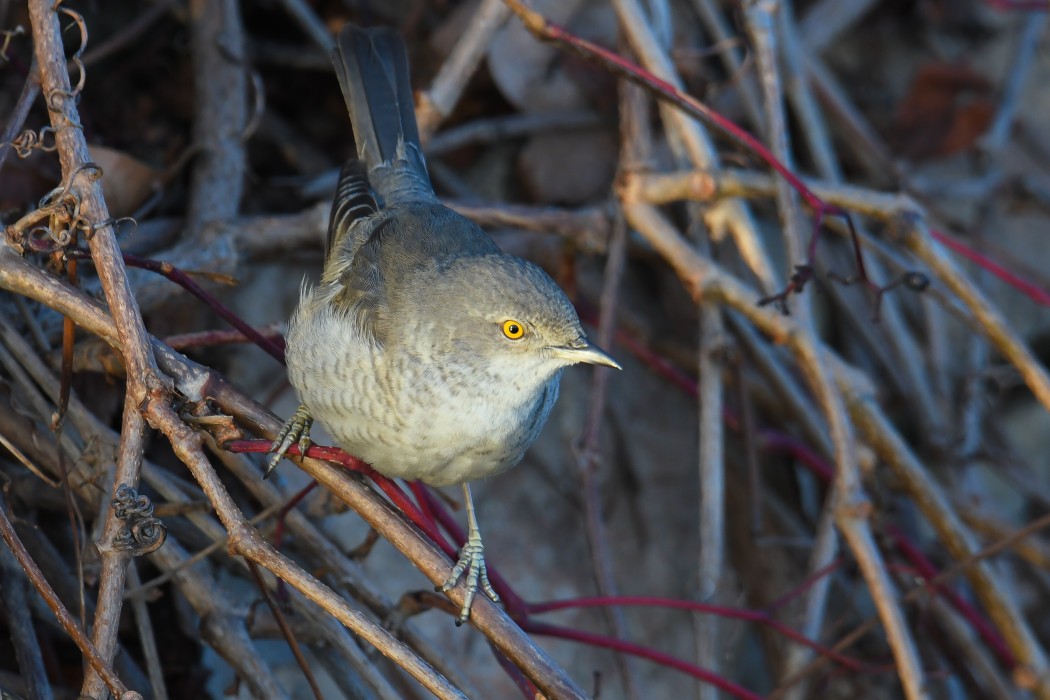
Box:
7, 162, 104, 252
47, 223, 73, 247
0, 25, 25, 62
57, 6, 89, 59
25, 224, 67, 251
46, 88, 81, 114
38, 161, 103, 210
53, 6, 88, 101
56, 164, 104, 240
11, 189, 78, 252
113, 483, 153, 518
75, 160, 103, 182
9, 126, 58, 158
70, 213, 96, 239
112, 517, 167, 554
111, 483, 166, 555
40, 186, 78, 215
66, 56, 86, 97
94, 216, 138, 238
243, 70, 265, 142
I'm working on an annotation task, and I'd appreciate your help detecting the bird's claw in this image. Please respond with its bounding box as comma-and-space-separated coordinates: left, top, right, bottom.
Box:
266, 404, 313, 478
440, 532, 499, 626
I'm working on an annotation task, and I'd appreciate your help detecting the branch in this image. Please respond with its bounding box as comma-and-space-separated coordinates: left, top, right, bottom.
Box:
27, 3, 168, 696
417, 0, 510, 141
0, 249, 588, 700
0, 497, 137, 699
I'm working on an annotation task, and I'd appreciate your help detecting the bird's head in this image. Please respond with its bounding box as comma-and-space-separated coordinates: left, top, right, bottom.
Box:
404, 254, 620, 378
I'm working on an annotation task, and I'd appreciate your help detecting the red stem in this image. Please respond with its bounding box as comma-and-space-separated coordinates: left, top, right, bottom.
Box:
527, 596, 872, 673
767, 432, 1016, 670
272, 481, 318, 550
68, 249, 287, 362
758, 431, 834, 482
225, 440, 443, 546
886, 525, 1016, 668
768, 557, 845, 611
509, 0, 878, 307
930, 228, 1050, 308
531, 15, 832, 216
492, 645, 544, 699
522, 620, 765, 700
609, 325, 1016, 669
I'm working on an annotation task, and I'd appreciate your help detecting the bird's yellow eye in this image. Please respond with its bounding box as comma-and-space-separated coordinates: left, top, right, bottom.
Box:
501, 319, 525, 339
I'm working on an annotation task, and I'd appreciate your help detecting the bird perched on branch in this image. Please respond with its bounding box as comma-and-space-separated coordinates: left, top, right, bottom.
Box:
268, 22, 619, 624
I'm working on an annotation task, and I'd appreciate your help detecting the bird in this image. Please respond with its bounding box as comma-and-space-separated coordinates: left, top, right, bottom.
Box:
268, 23, 620, 625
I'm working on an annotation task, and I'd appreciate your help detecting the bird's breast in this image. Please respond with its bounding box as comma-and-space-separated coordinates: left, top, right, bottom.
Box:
285, 299, 561, 485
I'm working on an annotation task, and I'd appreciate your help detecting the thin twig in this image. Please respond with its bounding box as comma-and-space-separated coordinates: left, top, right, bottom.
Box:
275, 0, 332, 52
150, 537, 290, 699
209, 444, 485, 698
426, 109, 604, 156
81, 0, 181, 66
796, 0, 878, 54
68, 248, 286, 362
573, 206, 640, 699
248, 561, 325, 700
83, 402, 147, 700
0, 59, 40, 177
850, 393, 1050, 697
695, 301, 725, 700
0, 497, 137, 699
525, 620, 764, 700
27, 4, 167, 694
623, 201, 929, 698
187, 0, 247, 232
528, 595, 873, 672
689, 0, 764, 129
925, 594, 1018, 700
605, 0, 777, 289
0, 542, 55, 700
783, 0, 941, 436
776, 503, 839, 700
979, 13, 1047, 157
125, 564, 170, 700
0, 250, 586, 700
899, 215, 1050, 415
769, 11, 848, 693
416, 0, 510, 141
564, 71, 647, 700
0, 325, 290, 697
622, 167, 1050, 308
803, 50, 898, 182
745, 0, 806, 276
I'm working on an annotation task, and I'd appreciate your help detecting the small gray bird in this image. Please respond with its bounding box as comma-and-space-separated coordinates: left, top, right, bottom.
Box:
269, 23, 619, 625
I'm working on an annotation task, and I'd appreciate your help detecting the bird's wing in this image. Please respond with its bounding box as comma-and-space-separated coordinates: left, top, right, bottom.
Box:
326, 214, 395, 344
325, 159, 378, 266
326, 203, 500, 345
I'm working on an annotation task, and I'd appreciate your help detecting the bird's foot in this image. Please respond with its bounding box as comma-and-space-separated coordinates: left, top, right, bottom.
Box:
265, 404, 313, 478
440, 529, 499, 626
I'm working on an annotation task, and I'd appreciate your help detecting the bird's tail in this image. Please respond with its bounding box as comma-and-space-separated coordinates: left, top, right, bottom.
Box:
332, 24, 435, 206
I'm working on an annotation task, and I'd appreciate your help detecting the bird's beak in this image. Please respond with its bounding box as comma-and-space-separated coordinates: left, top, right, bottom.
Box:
549, 340, 622, 369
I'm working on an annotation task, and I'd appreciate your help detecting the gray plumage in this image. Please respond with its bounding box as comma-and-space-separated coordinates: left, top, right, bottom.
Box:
273, 23, 618, 623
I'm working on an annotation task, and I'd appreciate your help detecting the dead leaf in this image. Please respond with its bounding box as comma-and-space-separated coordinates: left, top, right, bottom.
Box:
89, 145, 160, 218
891, 62, 994, 160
